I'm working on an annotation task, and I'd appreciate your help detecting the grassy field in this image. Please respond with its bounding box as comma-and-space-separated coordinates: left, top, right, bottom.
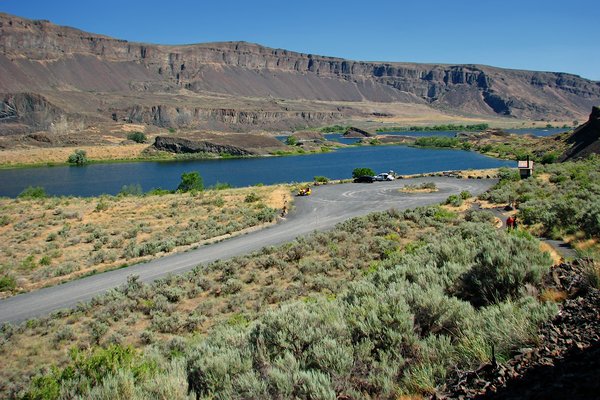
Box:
0, 186, 290, 296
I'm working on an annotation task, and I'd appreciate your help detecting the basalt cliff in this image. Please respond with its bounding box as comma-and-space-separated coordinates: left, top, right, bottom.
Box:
1, 12, 599, 135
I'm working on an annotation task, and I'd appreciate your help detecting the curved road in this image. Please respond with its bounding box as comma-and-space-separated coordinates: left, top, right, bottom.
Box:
0, 177, 496, 324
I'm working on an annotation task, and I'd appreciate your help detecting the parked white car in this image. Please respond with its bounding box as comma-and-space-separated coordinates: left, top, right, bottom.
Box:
374, 173, 394, 181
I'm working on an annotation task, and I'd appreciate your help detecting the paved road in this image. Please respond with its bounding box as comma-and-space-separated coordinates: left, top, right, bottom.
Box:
0, 177, 496, 324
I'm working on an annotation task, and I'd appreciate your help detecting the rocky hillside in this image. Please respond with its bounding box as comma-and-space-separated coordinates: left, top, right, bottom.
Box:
1, 12, 599, 133
561, 106, 600, 160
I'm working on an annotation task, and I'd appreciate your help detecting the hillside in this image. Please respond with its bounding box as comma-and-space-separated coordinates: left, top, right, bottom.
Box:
1, 12, 600, 137
561, 106, 600, 160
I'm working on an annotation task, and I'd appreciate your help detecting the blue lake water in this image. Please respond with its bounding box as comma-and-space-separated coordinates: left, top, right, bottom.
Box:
504, 128, 568, 137
0, 146, 514, 197
278, 128, 569, 144
372, 128, 568, 138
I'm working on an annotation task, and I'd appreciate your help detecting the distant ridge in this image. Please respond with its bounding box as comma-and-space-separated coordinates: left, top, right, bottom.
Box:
1, 12, 599, 133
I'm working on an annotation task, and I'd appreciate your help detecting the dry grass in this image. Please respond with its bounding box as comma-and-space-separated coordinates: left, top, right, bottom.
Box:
539, 288, 568, 303
399, 187, 438, 193
0, 186, 290, 296
539, 242, 563, 265
0, 144, 150, 166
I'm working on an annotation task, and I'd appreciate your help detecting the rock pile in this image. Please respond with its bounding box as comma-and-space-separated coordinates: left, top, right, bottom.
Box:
436, 261, 600, 399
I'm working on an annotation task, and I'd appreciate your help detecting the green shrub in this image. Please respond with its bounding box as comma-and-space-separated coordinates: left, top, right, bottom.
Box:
445, 194, 463, 207
18, 186, 47, 199
244, 192, 260, 203
147, 188, 172, 196
452, 232, 552, 307
352, 167, 375, 178
414, 136, 460, 148
68, 149, 88, 165
540, 151, 558, 164
285, 136, 299, 146
177, 171, 203, 192
25, 345, 158, 398
0, 274, 17, 291
320, 124, 349, 133
127, 131, 147, 143
211, 182, 233, 190
314, 176, 329, 183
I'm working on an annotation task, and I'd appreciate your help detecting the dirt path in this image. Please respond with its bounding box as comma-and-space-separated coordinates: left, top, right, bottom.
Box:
474, 203, 577, 261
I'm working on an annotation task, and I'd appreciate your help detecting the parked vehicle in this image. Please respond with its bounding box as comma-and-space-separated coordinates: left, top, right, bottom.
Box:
353, 175, 375, 183
297, 187, 312, 196
374, 173, 394, 181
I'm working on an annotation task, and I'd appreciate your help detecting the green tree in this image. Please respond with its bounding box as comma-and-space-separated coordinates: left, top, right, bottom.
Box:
286, 136, 299, 146
177, 171, 203, 192
352, 167, 375, 178
68, 149, 88, 165
127, 132, 147, 143
18, 186, 47, 199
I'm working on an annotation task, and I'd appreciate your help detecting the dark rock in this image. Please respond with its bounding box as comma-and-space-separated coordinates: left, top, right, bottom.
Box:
437, 262, 600, 400
560, 106, 600, 160
153, 136, 254, 156
343, 127, 375, 138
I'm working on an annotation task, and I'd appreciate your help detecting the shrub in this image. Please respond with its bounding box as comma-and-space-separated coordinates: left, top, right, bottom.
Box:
314, 176, 329, 183
95, 198, 110, 212
460, 190, 471, 199
26, 345, 157, 398
352, 167, 375, 178
177, 171, 203, 192
414, 136, 460, 148
445, 194, 463, 207
452, 232, 552, 307
0, 274, 17, 291
68, 149, 88, 165
127, 131, 147, 143
211, 182, 232, 190
118, 184, 143, 196
286, 136, 299, 146
540, 151, 558, 164
18, 186, 47, 199
244, 192, 260, 203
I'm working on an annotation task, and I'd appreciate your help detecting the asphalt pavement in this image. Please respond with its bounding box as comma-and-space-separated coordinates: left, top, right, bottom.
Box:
0, 177, 496, 324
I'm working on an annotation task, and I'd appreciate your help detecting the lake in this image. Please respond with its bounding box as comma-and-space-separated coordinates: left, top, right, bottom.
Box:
0, 146, 514, 197
278, 128, 569, 145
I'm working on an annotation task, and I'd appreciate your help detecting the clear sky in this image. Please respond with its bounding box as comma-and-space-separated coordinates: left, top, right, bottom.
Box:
2, 0, 598, 80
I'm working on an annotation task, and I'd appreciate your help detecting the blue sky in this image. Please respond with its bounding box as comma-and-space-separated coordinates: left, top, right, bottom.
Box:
2, 0, 598, 80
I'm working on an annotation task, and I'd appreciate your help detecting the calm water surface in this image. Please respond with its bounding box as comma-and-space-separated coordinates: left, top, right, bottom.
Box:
0, 146, 514, 197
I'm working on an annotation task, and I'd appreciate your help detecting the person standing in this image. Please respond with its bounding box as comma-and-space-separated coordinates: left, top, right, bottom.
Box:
506, 216, 514, 230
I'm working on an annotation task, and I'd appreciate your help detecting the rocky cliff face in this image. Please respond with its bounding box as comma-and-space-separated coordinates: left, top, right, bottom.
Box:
153, 136, 255, 156
561, 107, 600, 160
1, 12, 599, 129
120, 105, 343, 130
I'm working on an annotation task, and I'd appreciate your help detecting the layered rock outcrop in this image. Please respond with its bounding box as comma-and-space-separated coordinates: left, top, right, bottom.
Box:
153, 136, 254, 156
120, 105, 343, 129
561, 106, 600, 160
343, 127, 375, 138
1, 12, 599, 129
